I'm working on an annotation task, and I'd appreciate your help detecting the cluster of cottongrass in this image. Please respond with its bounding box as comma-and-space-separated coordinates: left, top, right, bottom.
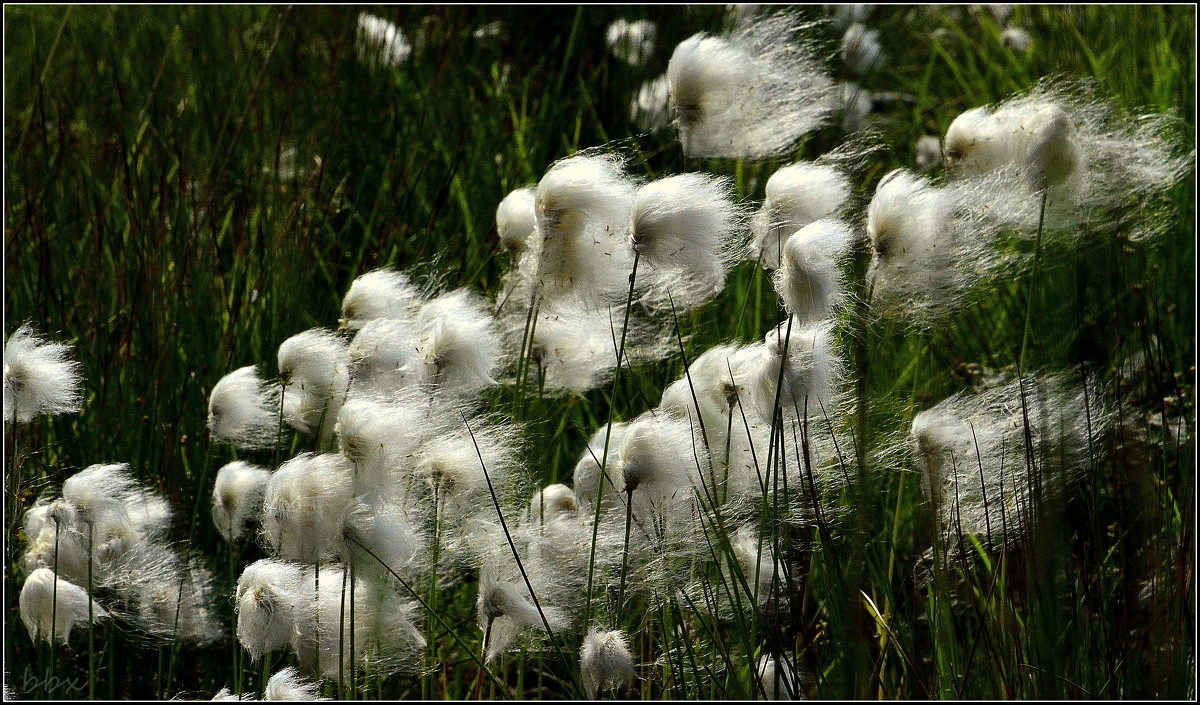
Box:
19, 463, 221, 645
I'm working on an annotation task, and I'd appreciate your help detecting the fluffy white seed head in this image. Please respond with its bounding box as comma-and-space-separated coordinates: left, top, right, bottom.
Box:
606, 18, 656, 67
412, 421, 520, 520
533, 153, 637, 301
278, 329, 350, 439
415, 289, 502, 396
865, 169, 954, 296
580, 627, 635, 699
261, 453, 355, 563
631, 74, 671, 133
20, 568, 108, 644
265, 666, 328, 701
617, 412, 702, 498
840, 81, 874, 132
356, 12, 411, 67
4, 324, 83, 424
667, 13, 837, 158
573, 422, 628, 508
496, 186, 538, 256
342, 498, 425, 580
340, 269, 423, 333
347, 318, 424, 397
910, 371, 1108, 545
62, 462, 172, 542
840, 22, 884, 75
476, 567, 570, 662
773, 219, 856, 323
336, 395, 431, 498
208, 366, 281, 450
527, 484, 578, 526
631, 173, 744, 311
236, 559, 309, 662
751, 162, 851, 270
751, 321, 840, 422
212, 461, 272, 542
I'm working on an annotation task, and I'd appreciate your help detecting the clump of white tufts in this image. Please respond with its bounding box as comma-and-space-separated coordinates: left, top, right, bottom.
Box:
20, 568, 108, 644
527, 483, 578, 526
212, 461, 272, 542
773, 219, 856, 324
606, 18, 656, 67
667, 12, 837, 159
496, 186, 538, 256
580, 627, 636, 699
631, 74, 671, 133
573, 422, 629, 509
356, 12, 411, 68
910, 371, 1108, 547
617, 412, 704, 506
346, 318, 424, 397
278, 329, 350, 444
411, 419, 521, 522
261, 453, 355, 564
943, 79, 1193, 239
533, 152, 637, 301
840, 22, 883, 75
631, 173, 746, 312
865, 168, 1006, 324
750, 162, 851, 270
294, 565, 425, 680
521, 301, 622, 395
659, 341, 763, 462
476, 565, 571, 662
750, 321, 841, 422
236, 559, 309, 662
208, 366, 282, 450
4, 324, 83, 424
342, 497, 425, 581
21, 464, 221, 645
915, 135, 943, 171
336, 394, 435, 499
415, 289, 502, 396
1001, 26, 1032, 52
265, 667, 327, 701
340, 269, 423, 333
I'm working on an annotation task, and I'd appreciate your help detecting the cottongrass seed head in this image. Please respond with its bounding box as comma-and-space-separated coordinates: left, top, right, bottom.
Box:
4, 323, 83, 424
261, 452, 355, 564
942, 78, 1194, 240
212, 461, 272, 542
20, 568, 108, 644
340, 268, 424, 333
580, 627, 636, 699
208, 365, 281, 451
631, 172, 746, 312
667, 11, 837, 159
496, 185, 538, 256
774, 219, 856, 324
356, 12, 411, 68
265, 666, 328, 701
277, 329, 350, 440
750, 161, 852, 270
236, 558, 309, 662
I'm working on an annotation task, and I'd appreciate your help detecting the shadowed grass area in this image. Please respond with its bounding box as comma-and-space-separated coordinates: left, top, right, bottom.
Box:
5, 5, 1194, 699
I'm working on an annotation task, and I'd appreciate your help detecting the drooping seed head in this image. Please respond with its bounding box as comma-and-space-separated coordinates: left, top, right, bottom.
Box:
4, 324, 83, 425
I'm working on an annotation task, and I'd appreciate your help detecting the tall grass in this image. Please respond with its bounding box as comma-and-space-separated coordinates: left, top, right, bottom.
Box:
5, 5, 1194, 699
